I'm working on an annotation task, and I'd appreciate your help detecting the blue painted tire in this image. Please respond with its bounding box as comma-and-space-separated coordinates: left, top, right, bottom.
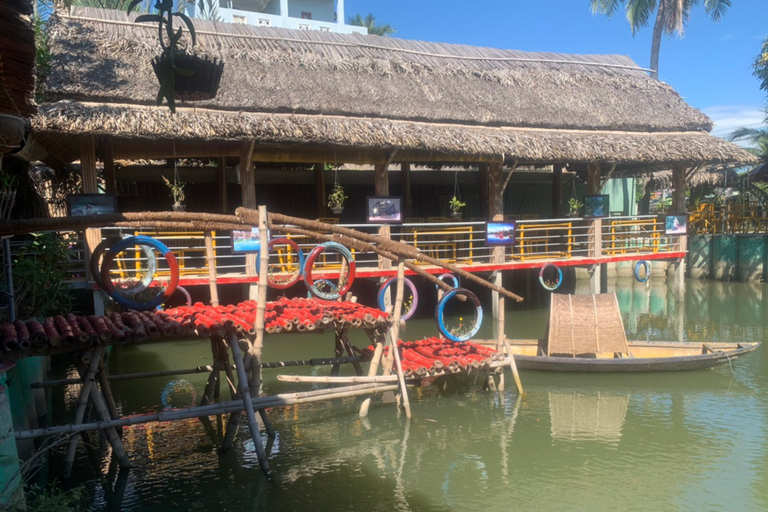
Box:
255, 238, 305, 289
634, 260, 651, 283
90, 236, 157, 296
435, 287, 483, 342
434, 272, 459, 290
100, 235, 179, 311
378, 276, 419, 321
539, 263, 563, 291
304, 242, 356, 300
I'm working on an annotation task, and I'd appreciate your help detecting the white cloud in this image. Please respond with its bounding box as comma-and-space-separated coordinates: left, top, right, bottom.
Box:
703, 105, 766, 144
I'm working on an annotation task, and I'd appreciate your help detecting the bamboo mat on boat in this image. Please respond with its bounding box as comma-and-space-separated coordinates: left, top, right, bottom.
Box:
547, 293, 629, 357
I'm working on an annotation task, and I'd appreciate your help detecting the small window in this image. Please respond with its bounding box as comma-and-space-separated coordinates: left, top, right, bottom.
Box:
301, 11, 312, 19
319, 26, 331, 32
298, 24, 311, 30
258, 18, 271, 26
232, 15, 246, 24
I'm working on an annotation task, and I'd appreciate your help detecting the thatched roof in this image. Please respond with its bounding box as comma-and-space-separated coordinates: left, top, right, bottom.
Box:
0, 0, 36, 117
31, 7, 755, 168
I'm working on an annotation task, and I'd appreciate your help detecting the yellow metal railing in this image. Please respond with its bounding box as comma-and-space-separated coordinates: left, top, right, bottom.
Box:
515, 222, 572, 261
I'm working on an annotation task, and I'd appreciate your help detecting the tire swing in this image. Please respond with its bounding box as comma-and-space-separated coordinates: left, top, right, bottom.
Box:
539, 263, 563, 292
634, 260, 651, 283
435, 287, 483, 342
255, 238, 305, 289
434, 272, 459, 290
100, 235, 179, 311
377, 276, 419, 321
303, 242, 356, 300
90, 236, 157, 295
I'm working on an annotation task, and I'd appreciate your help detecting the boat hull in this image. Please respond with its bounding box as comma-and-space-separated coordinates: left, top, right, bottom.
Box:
478, 340, 760, 372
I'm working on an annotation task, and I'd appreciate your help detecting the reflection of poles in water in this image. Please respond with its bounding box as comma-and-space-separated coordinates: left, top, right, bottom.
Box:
500, 393, 522, 483
393, 418, 411, 510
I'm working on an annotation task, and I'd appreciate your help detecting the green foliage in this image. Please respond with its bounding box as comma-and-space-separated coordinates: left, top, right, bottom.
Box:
754, 36, 768, 96
568, 197, 583, 215
728, 126, 768, 163
3, 233, 74, 320
346, 13, 395, 36
327, 183, 347, 210
33, 11, 51, 103
161, 175, 185, 205
18, 483, 90, 512
449, 196, 466, 214
195, 0, 221, 21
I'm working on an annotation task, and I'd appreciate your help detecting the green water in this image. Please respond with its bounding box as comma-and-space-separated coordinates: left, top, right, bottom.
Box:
51, 278, 767, 511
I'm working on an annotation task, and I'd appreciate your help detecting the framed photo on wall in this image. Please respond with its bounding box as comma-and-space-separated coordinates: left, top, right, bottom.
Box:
664, 214, 688, 236
67, 194, 118, 217
231, 227, 269, 253
583, 194, 610, 218
486, 221, 516, 246
366, 196, 403, 224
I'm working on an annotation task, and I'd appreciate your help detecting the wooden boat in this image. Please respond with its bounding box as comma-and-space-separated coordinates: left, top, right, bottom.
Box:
477, 339, 760, 372
474, 293, 759, 372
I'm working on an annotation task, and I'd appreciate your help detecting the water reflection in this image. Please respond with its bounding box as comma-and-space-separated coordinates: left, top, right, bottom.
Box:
548, 391, 628, 444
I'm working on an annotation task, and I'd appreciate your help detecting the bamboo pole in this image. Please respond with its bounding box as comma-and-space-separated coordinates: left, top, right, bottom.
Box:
63, 347, 103, 478
279, 374, 405, 384
389, 260, 411, 418
359, 330, 385, 418
16, 383, 400, 440
226, 329, 271, 477
97, 357, 121, 434
204, 230, 219, 307
496, 297, 505, 392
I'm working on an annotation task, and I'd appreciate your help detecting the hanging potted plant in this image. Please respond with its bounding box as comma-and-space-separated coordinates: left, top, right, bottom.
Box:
327, 183, 347, 215
162, 175, 186, 211
449, 196, 466, 220
128, 0, 224, 113
568, 198, 583, 217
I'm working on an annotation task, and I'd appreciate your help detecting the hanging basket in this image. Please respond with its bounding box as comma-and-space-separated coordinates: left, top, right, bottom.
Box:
152, 53, 225, 101
0, 114, 25, 153
331, 206, 344, 215
450, 211, 462, 220
172, 203, 186, 212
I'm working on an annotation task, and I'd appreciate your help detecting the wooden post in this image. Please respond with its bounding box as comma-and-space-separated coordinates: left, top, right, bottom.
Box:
217, 157, 228, 213
552, 164, 563, 218
499, 297, 524, 395
672, 163, 687, 300
489, 161, 505, 318
226, 330, 271, 477
388, 259, 411, 418
241, 140, 257, 298
479, 163, 489, 219
587, 163, 602, 293
315, 163, 326, 218
102, 137, 116, 195
358, 339, 384, 418
204, 230, 219, 307
64, 347, 103, 478
81, 135, 105, 314
400, 162, 412, 218
375, 163, 392, 270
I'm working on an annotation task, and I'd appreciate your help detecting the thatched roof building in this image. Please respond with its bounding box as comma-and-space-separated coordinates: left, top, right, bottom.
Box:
30, 7, 754, 172
0, 0, 36, 119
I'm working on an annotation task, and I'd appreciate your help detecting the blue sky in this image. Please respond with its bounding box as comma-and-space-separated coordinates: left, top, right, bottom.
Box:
347, 0, 767, 139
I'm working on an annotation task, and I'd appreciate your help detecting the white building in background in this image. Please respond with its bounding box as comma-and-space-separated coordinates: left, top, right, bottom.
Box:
188, 0, 367, 34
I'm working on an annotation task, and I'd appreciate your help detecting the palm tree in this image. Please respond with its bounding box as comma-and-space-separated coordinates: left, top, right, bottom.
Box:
729, 127, 768, 163
346, 13, 395, 37
590, 0, 731, 79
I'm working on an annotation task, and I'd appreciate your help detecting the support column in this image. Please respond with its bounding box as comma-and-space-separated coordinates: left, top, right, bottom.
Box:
587, 163, 602, 293
315, 163, 326, 218
240, 140, 258, 299
280, 0, 288, 17
82, 136, 105, 315
217, 157, 228, 213
672, 163, 687, 301
479, 163, 489, 218
375, 163, 391, 270
102, 137, 116, 195
489, 161, 505, 318
400, 162, 412, 219
552, 164, 563, 218
336, 0, 345, 25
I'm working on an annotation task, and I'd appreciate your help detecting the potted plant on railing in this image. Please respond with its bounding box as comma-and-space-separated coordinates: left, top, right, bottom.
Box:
449, 196, 466, 220
327, 183, 347, 215
568, 198, 583, 218
162, 175, 186, 211
128, 0, 224, 113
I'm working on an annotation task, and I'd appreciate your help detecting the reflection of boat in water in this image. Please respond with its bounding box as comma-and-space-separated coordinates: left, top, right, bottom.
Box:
549, 391, 628, 443
477, 339, 759, 372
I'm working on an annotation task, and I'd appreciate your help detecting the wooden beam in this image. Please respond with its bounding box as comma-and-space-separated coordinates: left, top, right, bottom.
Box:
672, 163, 686, 214
240, 140, 257, 210
80, 135, 98, 194
488, 161, 504, 221
400, 162, 412, 218
375, 162, 391, 270
315, 163, 326, 218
